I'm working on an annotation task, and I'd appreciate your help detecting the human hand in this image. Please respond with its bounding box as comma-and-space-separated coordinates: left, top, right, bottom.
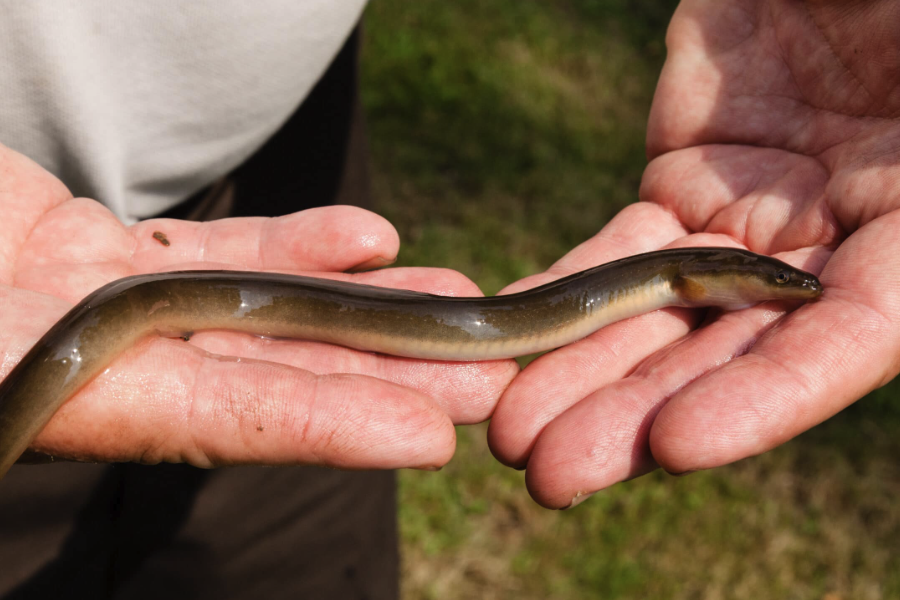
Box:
0, 144, 517, 472
488, 0, 900, 508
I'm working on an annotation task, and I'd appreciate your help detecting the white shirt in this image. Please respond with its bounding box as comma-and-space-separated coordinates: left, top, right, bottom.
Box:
0, 1, 367, 222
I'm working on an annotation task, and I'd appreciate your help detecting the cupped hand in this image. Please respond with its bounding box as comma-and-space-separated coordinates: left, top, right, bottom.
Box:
0, 144, 517, 472
489, 0, 900, 508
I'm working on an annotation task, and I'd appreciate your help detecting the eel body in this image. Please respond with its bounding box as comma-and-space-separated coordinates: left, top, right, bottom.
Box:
0, 247, 821, 478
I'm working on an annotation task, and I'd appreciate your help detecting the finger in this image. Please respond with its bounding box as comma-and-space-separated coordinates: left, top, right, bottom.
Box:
825, 125, 900, 232
30, 336, 457, 471
130, 205, 400, 273
488, 203, 693, 467
498, 202, 689, 295
650, 214, 899, 473
17, 203, 400, 300
186, 332, 517, 425
641, 145, 843, 251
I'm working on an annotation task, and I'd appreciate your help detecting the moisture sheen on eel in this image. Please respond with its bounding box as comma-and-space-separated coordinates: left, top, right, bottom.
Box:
0, 247, 822, 479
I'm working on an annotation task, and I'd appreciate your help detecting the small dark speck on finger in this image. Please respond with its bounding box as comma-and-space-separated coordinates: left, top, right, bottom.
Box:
152, 231, 171, 246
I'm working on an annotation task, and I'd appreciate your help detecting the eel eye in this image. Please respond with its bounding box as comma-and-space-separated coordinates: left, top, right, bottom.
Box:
775, 271, 790, 284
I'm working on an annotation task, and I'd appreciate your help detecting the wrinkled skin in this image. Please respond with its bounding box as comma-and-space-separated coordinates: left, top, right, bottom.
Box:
489, 0, 900, 508
0, 145, 518, 472
4, 0, 898, 511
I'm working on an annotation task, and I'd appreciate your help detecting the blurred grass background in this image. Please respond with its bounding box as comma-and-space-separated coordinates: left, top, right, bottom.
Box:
359, 1, 900, 598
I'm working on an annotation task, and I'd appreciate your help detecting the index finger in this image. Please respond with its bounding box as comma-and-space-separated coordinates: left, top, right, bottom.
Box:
130, 205, 401, 274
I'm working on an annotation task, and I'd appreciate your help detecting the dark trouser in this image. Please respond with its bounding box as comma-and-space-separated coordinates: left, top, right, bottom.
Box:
0, 27, 399, 600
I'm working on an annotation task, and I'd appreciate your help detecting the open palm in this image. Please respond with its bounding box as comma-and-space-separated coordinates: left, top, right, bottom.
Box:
0, 146, 517, 473
489, 0, 900, 508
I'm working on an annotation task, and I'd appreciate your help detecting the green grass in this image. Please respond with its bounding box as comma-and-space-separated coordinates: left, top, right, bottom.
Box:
360, 2, 900, 598
363, 0, 671, 293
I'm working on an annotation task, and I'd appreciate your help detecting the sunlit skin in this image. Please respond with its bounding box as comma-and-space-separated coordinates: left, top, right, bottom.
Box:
0, 0, 897, 511
488, 0, 900, 508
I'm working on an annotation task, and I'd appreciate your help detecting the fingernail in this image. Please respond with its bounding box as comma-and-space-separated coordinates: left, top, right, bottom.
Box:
410, 465, 443, 472
347, 256, 396, 273
560, 491, 595, 510
667, 469, 696, 477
